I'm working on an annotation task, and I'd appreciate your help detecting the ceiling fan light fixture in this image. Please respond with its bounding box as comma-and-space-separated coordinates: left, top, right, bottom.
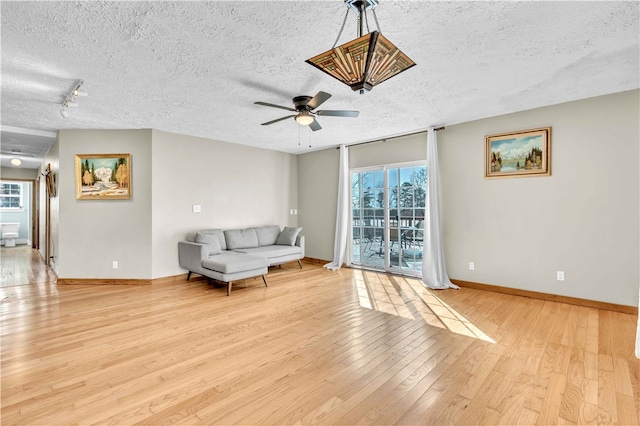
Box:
295, 112, 315, 126
306, 0, 415, 94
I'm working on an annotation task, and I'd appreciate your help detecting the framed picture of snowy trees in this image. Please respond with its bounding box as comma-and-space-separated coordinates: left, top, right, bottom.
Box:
75, 153, 131, 199
485, 127, 551, 179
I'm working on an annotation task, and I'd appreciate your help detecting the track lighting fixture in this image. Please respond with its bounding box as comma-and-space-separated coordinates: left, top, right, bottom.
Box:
60, 79, 87, 118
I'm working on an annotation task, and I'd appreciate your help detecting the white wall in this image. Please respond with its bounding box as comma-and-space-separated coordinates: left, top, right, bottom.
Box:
297, 148, 339, 261
43, 128, 298, 280
350, 133, 427, 168
56, 130, 153, 279
0, 167, 38, 180
297, 90, 639, 306
150, 130, 298, 278
439, 90, 639, 306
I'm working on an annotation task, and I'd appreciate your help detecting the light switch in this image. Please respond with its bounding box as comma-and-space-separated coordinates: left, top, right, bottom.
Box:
192, 204, 201, 213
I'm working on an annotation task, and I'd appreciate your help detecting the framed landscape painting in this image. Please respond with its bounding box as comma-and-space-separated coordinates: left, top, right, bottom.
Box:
485, 127, 551, 179
75, 153, 131, 199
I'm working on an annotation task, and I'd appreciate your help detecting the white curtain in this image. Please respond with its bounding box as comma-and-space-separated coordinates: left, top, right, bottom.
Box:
636, 286, 639, 358
422, 128, 459, 290
324, 145, 349, 271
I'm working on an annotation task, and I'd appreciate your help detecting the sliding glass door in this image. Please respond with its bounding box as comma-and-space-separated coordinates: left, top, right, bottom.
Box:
351, 163, 426, 276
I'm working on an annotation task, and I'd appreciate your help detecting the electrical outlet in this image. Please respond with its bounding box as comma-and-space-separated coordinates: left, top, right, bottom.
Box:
113, 261, 118, 269
468, 262, 475, 271
557, 271, 565, 281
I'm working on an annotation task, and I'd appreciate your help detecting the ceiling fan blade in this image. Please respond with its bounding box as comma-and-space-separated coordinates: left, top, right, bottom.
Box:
316, 110, 359, 118
309, 119, 322, 131
254, 101, 296, 112
307, 91, 332, 110
261, 115, 296, 126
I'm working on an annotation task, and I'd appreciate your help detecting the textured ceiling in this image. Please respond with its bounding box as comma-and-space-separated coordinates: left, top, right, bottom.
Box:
1, 1, 639, 169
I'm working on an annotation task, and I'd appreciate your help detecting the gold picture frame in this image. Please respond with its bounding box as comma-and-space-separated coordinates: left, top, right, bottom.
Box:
75, 154, 131, 199
485, 127, 551, 179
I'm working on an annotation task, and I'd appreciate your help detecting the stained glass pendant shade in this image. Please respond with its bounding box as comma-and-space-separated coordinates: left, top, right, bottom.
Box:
306, 2, 416, 94
307, 31, 415, 93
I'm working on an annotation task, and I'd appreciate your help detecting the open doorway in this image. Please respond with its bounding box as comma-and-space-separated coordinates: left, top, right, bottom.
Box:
0, 179, 35, 248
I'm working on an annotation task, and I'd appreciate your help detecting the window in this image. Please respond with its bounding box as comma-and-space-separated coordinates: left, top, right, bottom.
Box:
0, 182, 23, 210
351, 163, 427, 276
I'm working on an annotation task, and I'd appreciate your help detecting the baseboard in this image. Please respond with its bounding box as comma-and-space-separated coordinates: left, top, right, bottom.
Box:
54, 269, 636, 315
57, 278, 152, 285
302, 257, 329, 266
152, 273, 205, 285
450, 279, 638, 315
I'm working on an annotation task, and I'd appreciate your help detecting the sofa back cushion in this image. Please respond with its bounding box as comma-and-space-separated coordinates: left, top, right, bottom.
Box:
224, 228, 259, 250
196, 229, 227, 250
195, 231, 223, 255
254, 225, 281, 246
276, 227, 302, 246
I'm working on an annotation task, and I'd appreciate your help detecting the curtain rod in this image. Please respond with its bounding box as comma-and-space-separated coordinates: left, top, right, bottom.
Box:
337, 126, 445, 149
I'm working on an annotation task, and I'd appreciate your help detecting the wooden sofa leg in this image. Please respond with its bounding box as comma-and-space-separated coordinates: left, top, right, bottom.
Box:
262, 275, 268, 287
186, 271, 192, 281
297, 260, 302, 269
227, 281, 232, 296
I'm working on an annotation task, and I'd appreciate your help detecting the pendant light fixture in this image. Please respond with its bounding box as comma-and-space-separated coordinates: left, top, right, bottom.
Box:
306, 0, 416, 94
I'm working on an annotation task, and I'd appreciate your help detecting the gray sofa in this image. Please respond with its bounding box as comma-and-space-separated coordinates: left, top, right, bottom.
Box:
178, 225, 304, 295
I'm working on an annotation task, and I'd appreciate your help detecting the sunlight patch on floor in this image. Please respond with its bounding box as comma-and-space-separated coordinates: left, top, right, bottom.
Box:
354, 270, 495, 343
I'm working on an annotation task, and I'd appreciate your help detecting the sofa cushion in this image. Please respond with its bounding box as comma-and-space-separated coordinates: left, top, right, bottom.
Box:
277, 227, 302, 246
195, 231, 222, 255
196, 229, 227, 250
202, 252, 268, 274
233, 245, 302, 258
254, 225, 281, 246
224, 228, 259, 250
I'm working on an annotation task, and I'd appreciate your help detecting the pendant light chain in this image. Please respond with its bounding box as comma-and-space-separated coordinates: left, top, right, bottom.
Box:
332, 8, 351, 49
364, 8, 371, 34
372, 8, 382, 33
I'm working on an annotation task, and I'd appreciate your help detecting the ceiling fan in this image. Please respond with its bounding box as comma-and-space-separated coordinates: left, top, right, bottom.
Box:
254, 91, 359, 131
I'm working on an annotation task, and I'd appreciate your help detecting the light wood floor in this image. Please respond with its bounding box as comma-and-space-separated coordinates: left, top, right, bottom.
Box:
0, 246, 56, 288
1, 249, 638, 425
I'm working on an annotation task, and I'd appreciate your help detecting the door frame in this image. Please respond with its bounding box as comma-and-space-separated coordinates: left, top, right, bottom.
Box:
349, 161, 426, 277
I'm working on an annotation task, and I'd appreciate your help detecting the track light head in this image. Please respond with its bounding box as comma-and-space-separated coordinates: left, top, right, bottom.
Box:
61, 108, 69, 118
73, 88, 88, 97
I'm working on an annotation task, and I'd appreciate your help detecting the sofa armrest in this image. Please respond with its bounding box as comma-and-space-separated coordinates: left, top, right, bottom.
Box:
295, 234, 305, 259
178, 241, 207, 273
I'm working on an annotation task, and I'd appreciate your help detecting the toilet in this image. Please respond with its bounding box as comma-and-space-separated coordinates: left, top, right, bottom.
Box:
1, 222, 20, 247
